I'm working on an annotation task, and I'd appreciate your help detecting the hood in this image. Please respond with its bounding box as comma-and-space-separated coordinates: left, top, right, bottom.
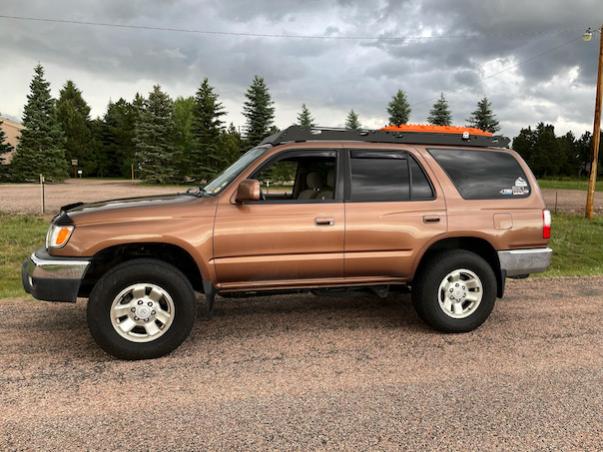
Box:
62, 193, 215, 225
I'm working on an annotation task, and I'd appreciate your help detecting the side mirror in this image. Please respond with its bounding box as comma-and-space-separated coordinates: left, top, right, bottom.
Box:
236, 179, 261, 203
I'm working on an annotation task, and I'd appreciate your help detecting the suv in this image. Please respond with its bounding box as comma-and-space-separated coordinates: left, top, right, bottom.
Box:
22, 125, 552, 360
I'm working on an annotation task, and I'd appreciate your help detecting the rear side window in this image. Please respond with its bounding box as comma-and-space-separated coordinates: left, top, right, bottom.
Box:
350, 151, 410, 202
429, 149, 531, 200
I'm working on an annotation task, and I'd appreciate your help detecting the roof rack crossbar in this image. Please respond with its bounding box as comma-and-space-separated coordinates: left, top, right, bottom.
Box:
260, 125, 511, 148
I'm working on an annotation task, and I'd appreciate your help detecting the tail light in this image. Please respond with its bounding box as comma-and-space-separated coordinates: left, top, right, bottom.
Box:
543, 209, 551, 239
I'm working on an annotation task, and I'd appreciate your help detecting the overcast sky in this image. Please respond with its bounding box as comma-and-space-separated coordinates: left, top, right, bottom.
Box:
0, 0, 601, 137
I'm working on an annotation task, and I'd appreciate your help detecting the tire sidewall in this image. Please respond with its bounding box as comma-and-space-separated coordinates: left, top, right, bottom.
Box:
87, 259, 196, 360
414, 251, 497, 333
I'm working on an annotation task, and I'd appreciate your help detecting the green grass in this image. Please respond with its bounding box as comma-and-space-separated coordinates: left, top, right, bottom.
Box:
0, 214, 47, 298
537, 178, 602, 192
543, 213, 603, 277
0, 212, 601, 299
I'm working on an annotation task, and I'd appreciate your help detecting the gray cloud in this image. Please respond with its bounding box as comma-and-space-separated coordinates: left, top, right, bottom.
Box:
0, 0, 599, 137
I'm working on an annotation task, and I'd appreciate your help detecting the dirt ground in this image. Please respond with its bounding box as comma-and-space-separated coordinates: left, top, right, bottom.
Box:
0, 179, 601, 215
1, 276, 602, 450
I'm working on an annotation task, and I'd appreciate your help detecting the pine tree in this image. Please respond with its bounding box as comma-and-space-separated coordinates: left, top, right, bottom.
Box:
98, 98, 138, 178
466, 97, 500, 133
56, 80, 95, 176
242, 75, 275, 147
134, 85, 178, 184
0, 120, 14, 180
190, 78, 226, 181
217, 123, 244, 171
427, 93, 452, 126
10, 64, 68, 181
173, 96, 196, 181
387, 89, 411, 125
345, 109, 361, 130
297, 104, 315, 127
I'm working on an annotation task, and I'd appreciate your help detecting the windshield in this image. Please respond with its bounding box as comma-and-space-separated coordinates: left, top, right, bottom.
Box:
202, 145, 270, 195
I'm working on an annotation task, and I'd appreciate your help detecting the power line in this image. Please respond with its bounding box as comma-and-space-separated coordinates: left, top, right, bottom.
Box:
0, 13, 585, 42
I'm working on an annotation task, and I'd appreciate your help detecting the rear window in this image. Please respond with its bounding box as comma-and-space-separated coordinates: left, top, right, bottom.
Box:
428, 149, 531, 200
350, 151, 410, 202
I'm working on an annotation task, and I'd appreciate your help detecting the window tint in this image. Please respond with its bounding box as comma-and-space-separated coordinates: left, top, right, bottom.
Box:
409, 157, 434, 200
350, 151, 409, 202
429, 149, 531, 200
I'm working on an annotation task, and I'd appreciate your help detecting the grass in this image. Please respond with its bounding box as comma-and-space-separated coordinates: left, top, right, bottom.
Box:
0, 212, 602, 299
543, 213, 603, 277
0, 213, 47, 298
537, 178, 602, 192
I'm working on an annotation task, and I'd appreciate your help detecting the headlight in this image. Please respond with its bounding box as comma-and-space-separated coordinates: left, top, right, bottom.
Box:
46, 224, 75, 249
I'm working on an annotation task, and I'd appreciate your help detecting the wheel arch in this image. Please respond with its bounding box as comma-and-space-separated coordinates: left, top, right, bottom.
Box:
413, 236, 504, 298
79, 242, 206, 297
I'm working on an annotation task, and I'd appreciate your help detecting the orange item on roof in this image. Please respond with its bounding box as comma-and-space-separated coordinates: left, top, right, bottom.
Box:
381, 124, 493, 137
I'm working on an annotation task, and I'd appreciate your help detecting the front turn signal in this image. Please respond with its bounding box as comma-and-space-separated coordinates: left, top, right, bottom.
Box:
46, 225, 75, 249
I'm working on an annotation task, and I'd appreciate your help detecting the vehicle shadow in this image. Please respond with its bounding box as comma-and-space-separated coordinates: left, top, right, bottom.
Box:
190, 290, 428, 342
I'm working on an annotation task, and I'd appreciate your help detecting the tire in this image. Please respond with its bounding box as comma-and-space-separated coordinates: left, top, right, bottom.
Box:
87, 258, 196, 360
412, 250, 497, 333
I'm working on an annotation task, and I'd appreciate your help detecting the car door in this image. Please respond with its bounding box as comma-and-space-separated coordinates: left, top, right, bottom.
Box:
213, 149, 345, 287
344, 148, 447, 279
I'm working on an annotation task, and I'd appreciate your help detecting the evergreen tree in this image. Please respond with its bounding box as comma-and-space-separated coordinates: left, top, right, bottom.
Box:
98, 98, 138, 177
190, 78, 226, 181
134, 85, 178, 184
345, 109, 361, 130
10, 64, 68, 181
297, 104, 315, 127
217, 123, 244, 171
0, 120, 14, 180
55, 80, 96, 176
242, 75, 275, 146
427, 93, 452, 126
387, 89, 411, 125
173, 96, 196, 181
466, 97, 500, 133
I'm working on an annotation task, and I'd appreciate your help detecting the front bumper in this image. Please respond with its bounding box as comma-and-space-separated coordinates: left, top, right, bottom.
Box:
22, 247, 90, 302
497, 247, 553, 277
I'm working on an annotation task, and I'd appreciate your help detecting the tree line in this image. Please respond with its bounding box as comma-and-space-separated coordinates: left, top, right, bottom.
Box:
0, 64, 601, 183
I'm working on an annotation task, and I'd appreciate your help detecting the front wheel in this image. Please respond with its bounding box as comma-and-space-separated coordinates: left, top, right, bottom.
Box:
412, 250, 497, 333
87, 258, 196, 360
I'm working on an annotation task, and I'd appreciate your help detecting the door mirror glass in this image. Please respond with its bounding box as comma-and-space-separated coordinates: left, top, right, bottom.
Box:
236, 179, 261, 202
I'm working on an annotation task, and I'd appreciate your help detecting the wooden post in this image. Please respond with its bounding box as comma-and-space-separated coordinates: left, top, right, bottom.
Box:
39, 174, 45, 214
586, 25, 603, 219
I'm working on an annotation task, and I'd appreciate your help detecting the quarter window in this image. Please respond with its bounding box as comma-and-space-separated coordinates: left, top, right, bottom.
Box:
429, 149, 531, 200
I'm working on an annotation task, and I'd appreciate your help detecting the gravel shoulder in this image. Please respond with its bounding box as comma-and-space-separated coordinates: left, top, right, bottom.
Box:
1, 276, 602, 450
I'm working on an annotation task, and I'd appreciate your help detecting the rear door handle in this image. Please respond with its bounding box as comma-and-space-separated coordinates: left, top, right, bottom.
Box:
315, 217, 335, 226
423, 215, 441, 224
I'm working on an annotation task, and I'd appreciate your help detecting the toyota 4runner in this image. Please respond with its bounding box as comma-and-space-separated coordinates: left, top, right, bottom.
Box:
22, 125, 552, 360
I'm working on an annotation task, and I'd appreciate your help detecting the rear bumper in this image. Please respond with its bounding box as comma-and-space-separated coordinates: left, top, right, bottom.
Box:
22, 248, 90, 302
497, 247, 552, 277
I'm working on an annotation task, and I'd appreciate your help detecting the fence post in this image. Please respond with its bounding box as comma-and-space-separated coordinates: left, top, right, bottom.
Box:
40, 174, 45, 214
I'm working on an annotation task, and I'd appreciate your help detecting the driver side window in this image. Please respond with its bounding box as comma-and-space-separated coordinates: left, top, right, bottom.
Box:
253, 152, 337, 202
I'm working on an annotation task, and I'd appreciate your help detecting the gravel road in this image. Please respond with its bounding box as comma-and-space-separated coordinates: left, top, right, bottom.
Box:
1, 179, 601, 215
1, 277, 602, 450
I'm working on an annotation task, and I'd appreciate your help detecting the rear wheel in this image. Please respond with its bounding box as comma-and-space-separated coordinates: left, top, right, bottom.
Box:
412, 250, 496, 333
87, 258, 196, 360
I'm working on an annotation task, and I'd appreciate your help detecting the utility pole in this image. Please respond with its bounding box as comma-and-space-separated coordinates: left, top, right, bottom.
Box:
585, 25, 603, 219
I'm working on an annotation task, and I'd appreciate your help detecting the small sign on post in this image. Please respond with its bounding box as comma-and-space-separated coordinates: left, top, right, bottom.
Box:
71, 159, 78, 178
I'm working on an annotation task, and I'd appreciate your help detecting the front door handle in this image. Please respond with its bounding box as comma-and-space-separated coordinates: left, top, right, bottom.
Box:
315, 217, 335, 226
423, 215, 441, 224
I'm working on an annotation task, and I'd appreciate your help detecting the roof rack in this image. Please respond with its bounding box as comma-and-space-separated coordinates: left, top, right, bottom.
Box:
260, 125, 511, 148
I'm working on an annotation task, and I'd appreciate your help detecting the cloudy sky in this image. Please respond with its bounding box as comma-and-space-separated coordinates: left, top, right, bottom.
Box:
0, 0, 601, 137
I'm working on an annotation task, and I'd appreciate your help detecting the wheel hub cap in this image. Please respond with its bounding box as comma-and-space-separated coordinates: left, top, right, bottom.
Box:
438, 269, 483, 319
110, 283, 175, 343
